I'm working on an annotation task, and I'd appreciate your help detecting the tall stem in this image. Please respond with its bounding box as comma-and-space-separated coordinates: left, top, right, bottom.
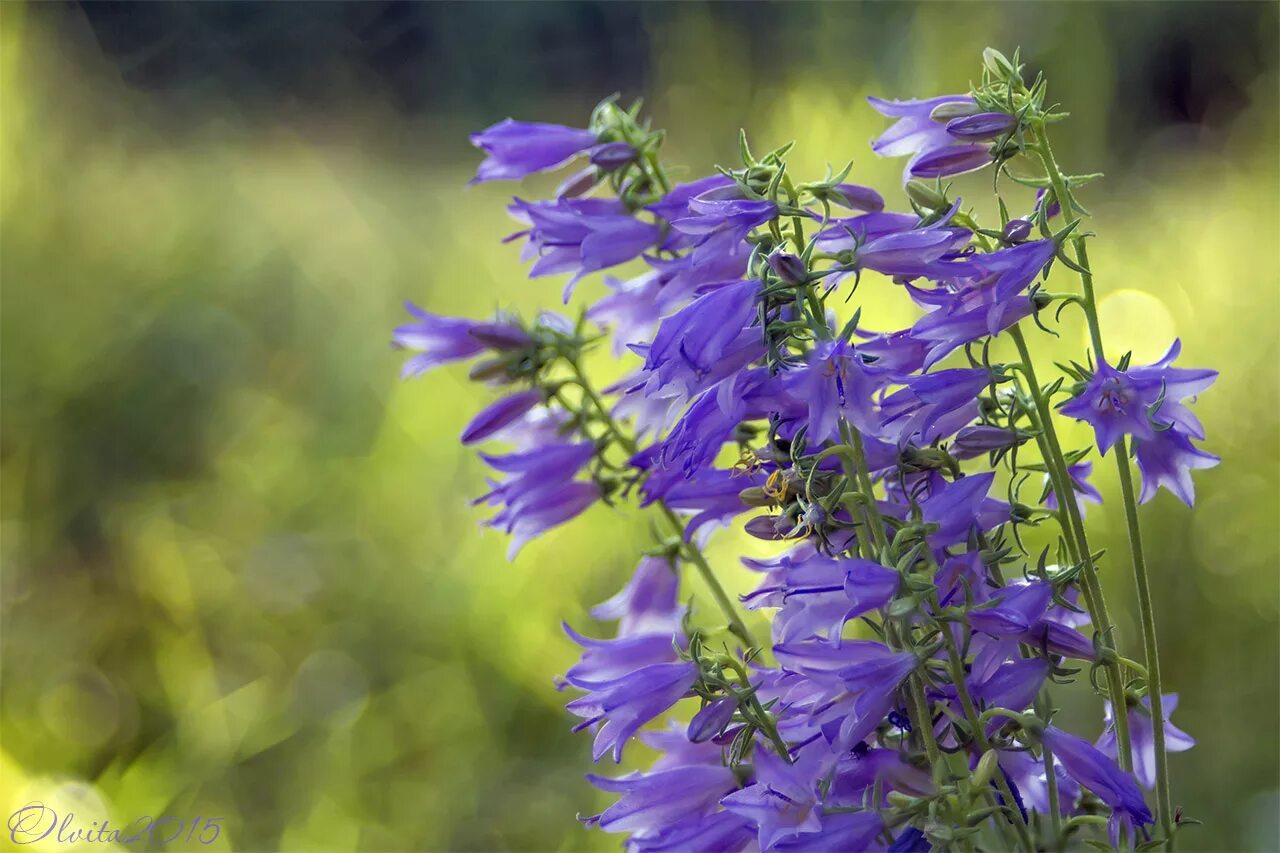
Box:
1008, 326, 1134, 775
567, 360, 756, 648
1033, 124, 1174, 846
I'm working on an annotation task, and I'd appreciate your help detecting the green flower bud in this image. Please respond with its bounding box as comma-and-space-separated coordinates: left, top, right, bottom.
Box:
983, 47, 1019, 82
972, 749, 999, 788
905, 180, 949, 211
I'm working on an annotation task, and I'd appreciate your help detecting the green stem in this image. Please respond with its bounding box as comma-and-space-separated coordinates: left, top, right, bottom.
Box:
1033, 124, 1174, 847
566, 359, 756, 648
1037, 690, 1063, 847
932, 594, 1035, 852
1008, 326, 1134, 775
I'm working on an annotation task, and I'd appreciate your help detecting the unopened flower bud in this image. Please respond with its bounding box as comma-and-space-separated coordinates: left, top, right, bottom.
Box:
687, 698, 737, 743
1002, 218, 1033, 243
460, 389, 542, 445
945, 112, 1017, 142
744, 514, 786, 541
468, 322, 532, 351
905, 180, 949, 211
972, 750, 999, 788
555, 167, 600, 199
588, 141, 637, 171
983, 47, 1019, 82
468, 358, 516, 383
766, 251, 807, 285
738, 487, 775, 508
829, 182, 885, 213
930, 100, 983, 123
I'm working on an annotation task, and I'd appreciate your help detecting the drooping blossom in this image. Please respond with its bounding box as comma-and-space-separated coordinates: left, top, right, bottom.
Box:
470, 119, 598, 183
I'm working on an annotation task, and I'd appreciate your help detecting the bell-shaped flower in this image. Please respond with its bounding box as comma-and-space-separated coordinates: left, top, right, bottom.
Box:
470, 118, 597, 183
1096, 694, 1196, 789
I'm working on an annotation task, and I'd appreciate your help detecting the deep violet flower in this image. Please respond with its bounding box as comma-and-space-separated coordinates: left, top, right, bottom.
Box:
1042, 725, 1153, 830
461, 389, 544, 444
1059, 339, 1217, 454
470, 119, 598, 183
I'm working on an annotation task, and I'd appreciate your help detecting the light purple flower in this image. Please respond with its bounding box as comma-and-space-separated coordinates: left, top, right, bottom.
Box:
473, 440, 599, 558
566, 660, 699, 762
721, 745, 826, 849
592, 555, 682, 638
1044, 460, 1104, 515
879, 368, 989, 445
1059, 339, 1217, 455
1132, 428, 1220, 507
968, 582, 1053, 636
585, 763, 738, 835
1097, 694, 1196, 789
945, 112, 1017, 141
507, 197, 661, 300
786, 338, 886, 443
392, 303, 530, 378
868, 94, 980, 183
918, 473, 1010, 548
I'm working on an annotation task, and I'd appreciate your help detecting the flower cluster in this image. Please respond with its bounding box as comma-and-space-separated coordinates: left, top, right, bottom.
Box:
396, 51, 1211, 851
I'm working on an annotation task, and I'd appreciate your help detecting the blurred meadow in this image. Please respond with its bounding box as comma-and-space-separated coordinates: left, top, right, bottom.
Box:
1, 2, 1278, 851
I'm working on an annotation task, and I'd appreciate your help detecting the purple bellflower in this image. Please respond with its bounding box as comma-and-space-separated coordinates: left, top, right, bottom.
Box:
507, 197, 661, 300
1097, 694, 1196, 789
470, 118, 598, 183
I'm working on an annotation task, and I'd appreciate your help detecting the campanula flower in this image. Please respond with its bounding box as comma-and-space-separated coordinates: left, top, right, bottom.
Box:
590, 555, 682, 639
720, 745, 826, 849
392, 303, 530, 378
879, 368, 989, 445
787, 338, 886, 443
1044, 460, 1104, 515
585, 764, 738, 835
1132, 428, 1220, 507
461, 389, 545, 444
1041, 725, 1153, 830
507, 198, 661, 300
919, 473, 1010, 548
868, 94, 982, 183
1097, 694, 1196, 789
470, 118, 598, 183
566, 660, 699, 762
473, 440, 598, 558
1059, 340, 1217, 454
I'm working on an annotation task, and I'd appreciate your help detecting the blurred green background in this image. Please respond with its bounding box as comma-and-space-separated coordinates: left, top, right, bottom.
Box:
2, 2, 1277, 851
